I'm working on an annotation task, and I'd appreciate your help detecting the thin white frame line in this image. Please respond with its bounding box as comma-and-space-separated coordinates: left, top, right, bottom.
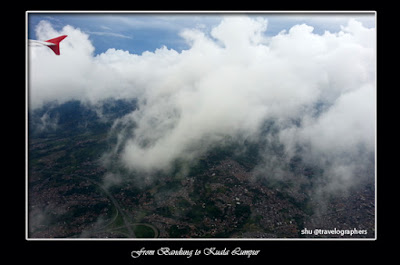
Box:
25, 10, 377, 241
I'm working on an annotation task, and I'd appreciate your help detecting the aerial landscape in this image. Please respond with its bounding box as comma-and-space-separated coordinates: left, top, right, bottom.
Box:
27, 12, 376, 239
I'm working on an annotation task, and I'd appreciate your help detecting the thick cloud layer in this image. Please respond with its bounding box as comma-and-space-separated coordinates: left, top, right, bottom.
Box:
29, 16, 376, 191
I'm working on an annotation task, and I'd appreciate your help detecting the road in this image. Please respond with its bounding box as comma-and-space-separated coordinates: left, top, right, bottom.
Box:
80, 176, 136, 238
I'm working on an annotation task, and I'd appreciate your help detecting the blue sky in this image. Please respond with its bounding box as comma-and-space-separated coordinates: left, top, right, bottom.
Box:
27, 12, 376, 55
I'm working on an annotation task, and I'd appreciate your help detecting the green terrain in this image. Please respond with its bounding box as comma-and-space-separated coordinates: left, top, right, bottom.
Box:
27, 100, 375, 238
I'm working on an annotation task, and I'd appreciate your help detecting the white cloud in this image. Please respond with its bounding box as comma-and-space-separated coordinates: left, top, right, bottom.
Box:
29, 16, 376, 190
86, 31, 133, 39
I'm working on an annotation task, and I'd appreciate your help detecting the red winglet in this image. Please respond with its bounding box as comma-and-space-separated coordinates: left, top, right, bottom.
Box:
45, 35, 67, 55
